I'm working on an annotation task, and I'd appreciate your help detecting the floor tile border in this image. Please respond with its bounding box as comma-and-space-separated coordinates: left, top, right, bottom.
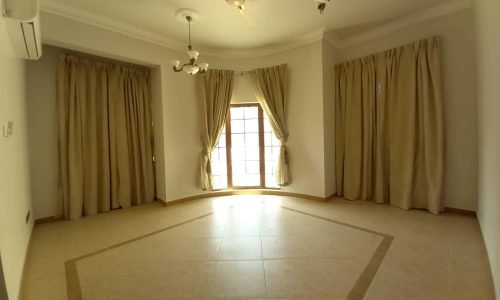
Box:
281, 207, 394, 300
64, 206, 394, 300
64, 213, 214, 300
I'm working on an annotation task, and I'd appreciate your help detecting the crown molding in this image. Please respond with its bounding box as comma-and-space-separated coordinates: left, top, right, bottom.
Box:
40, 0, 187, 52
338, 0, 472, 49
40, 0, 472, 57
203, 27, 325, 59
40, 0, 326, 59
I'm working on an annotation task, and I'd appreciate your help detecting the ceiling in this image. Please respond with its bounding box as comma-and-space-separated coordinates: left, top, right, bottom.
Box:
40, 0, 458, 50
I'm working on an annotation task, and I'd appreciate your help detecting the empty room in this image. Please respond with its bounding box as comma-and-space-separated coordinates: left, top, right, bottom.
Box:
0, 0, 499, 299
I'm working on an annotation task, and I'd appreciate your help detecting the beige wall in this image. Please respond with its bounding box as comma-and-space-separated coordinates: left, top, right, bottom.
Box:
25, 44, 167, 218
475, 0, 500, 296
150, 66, 166, 201
31, 8, 478, 211
206, 41, 328, 198
0, 15, 34, 300
337, 9, 478, 211
26, 11, 193, 216
322, 41, 337, 197
160, 41, 329, 200
25, 45, 61, 219
19, 4, 499, 297
232, 72, 257, 104
40, 10, 210, 206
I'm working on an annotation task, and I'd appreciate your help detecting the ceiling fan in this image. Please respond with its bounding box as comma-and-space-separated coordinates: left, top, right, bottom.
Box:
226, 0, 255, 27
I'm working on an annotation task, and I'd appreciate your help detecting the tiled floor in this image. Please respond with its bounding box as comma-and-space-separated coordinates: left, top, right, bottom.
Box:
21, 195, 495, 300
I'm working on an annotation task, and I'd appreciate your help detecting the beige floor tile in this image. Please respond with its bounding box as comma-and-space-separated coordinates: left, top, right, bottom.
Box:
212, 260, 266, 299
218, 237, 263, 261
262, 234, 381, 260
20, 195, 495, 300
224, 219, 260, 237
165, 218, 227, 237
80, 260, 215, 300
264, 258, 365, 299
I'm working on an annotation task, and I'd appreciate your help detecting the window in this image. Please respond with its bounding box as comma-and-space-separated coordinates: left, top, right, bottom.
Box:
211, 103, 280, 190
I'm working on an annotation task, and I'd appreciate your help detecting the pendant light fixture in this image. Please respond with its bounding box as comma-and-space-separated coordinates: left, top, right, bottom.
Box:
171, 9, 208, 75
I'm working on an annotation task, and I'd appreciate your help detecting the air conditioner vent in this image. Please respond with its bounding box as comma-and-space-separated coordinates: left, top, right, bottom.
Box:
4, 0, 42, 60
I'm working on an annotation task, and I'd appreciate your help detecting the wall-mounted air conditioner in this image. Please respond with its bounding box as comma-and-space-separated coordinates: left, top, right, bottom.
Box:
2, 0, 42, 59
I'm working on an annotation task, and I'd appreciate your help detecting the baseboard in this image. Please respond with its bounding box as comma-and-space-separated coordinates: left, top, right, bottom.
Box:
160, 190, 333, 207
325, 193, 337, 201
155, 196, 167, 206
34, 216, 58, 225
17, 217, 35, 300
444, 206, 477, 217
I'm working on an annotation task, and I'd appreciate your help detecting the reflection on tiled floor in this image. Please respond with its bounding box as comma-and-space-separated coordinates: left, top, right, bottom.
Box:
21, 195, 495, 300
69, 203, 386, 300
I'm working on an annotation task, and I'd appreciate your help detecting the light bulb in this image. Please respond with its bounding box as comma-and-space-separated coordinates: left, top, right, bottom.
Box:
198, 63, 209, 71
187, 50, 199, 60
184, 65, 200, 75
171, 60, 181, 69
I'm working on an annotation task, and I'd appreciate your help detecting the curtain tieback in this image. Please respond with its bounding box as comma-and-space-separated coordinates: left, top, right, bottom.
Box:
202, 150, 212, 174
281, 145, 289, 164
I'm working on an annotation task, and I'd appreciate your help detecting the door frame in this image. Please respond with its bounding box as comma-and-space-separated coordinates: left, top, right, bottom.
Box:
224, 103, 274, 190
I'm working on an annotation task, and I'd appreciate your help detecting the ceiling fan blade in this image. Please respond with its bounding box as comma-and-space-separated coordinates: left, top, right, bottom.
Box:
238, 7, 255, 27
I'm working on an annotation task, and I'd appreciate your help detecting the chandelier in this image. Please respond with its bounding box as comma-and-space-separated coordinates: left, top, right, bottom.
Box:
171, 11, 208, 75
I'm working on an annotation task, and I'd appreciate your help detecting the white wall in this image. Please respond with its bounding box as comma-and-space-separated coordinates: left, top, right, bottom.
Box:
0, 15, 34, 300
38, 10, 332, 203
25, 11, 200, 217
150, 66, 166, 201
32, 8, 478, 213
206, 41, 328, 198
25, 43, 168, 218
322, 41, 337, 197
475, 0, 500, 297
336, 9, 478, 211
232, 72, 257, 104
25, 45, 61, 219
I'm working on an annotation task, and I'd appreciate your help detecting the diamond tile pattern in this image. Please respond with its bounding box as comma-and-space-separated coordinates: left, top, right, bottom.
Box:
74, 201, 384, 299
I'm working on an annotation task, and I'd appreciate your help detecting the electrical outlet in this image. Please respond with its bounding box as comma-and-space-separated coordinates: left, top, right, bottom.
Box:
25, 210, 30, 224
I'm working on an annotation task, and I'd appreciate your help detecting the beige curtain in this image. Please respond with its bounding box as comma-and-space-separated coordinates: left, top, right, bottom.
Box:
249, 64, 290, 186
57, 55, 154, 220
335, 37, 444, 214
198, 69, 234, 191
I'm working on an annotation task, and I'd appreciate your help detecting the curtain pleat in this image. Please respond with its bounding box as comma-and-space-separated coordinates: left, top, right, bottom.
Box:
57, 55, 154, 219
248, 64, 290, 186
198, 69, 234, 191
335, 37, 444, 214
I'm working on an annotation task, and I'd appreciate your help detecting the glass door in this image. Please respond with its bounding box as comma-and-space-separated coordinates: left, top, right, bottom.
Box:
211, 103, 280, 190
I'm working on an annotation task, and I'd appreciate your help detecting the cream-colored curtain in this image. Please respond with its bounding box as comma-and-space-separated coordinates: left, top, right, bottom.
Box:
335, 37, 444, 214
249, 64, 290, 186
198, 69, 234, 191
57, 55, 154, 220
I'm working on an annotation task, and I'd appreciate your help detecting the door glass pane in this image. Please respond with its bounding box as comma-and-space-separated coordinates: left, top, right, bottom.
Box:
245, 120, 259, 133
213, 105, 281, 190
244, 107, 258, 119
263, 115, 280, 188
245, 133, 259, 147
231, 120, 244, 133
231, 107, 244, 119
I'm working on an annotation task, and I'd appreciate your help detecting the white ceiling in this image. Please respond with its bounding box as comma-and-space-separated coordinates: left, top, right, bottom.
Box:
40, 0, 458, 50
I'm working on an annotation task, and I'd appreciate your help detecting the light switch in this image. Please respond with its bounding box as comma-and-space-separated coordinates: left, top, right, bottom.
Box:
2, 121, 13, 137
